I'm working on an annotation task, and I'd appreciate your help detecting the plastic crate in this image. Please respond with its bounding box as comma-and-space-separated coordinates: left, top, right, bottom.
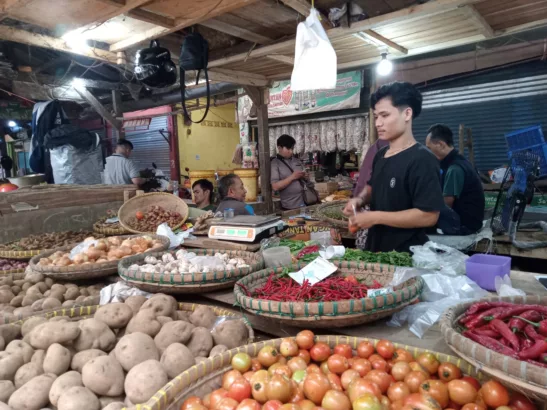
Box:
505, 125, 545, 152
508, 143, 547, 177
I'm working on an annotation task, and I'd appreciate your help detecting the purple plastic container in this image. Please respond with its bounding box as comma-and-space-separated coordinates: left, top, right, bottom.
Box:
466, 254, 511, 291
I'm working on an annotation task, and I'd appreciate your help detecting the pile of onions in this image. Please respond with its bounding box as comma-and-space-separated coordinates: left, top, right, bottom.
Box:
37, 235, 164, 267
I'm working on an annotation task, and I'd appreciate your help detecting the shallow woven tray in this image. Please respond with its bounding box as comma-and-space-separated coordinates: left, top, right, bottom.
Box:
92, 222, 129, 236
138, 335, 485, 410
234, 263, 423, 328
0, 248, 48, 260
0, 267, 26, 276
3, 303, 254, 344
28, 234, 170, 280
118, 192, 189, 234
440, 295, 547, 400
315, 200, 349, 228
119, 249, 265, 294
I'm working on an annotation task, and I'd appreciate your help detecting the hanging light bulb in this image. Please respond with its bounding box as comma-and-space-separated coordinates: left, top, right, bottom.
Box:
376, 53, 393, 76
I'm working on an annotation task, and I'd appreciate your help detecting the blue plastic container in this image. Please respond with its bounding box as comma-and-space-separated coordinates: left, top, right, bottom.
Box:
466, 254, 511, 291
505, 125, 545, 152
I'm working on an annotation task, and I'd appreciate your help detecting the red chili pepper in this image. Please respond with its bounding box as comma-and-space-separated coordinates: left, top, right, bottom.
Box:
524, 324, 545, 341
490, 319, 520, 350
473, 327, 501, 338
466, 301, 516, 315
521, 338, 534, 350
508, 310, 542, 333
463, 331, 519, 359
518, 340, 547, 360
540, 353, 547, 363
513, 317, 547, 336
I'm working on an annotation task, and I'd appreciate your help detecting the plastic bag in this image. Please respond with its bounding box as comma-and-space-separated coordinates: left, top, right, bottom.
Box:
295, 123, 305, 155
320, 121, 328, 153
326, 120, 337, 152
410, 241, 468, 276
157, 223, 195, 249
291, 8, 337, 91
310, 122, 321, 151
304, 123, 312, 152
495, 275, 526, 297
100, 282, 152, 305
336, 119, 346, 151
345, 118, 355, 151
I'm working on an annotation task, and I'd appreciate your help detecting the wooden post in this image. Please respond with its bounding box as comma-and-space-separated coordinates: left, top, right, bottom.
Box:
74, 86, 122, 131
111, 89, 125, 139
244, 86, 273, 214
458, 124, 465, 155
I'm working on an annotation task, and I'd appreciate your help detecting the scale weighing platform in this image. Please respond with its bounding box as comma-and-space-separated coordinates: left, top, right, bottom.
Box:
208, 215, 286, 243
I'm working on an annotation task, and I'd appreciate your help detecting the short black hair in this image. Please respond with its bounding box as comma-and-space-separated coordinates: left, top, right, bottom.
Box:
218, 174, 239, 200
428, 124, 454, 147
192, 179, 214, 202
277, 134, 296, 149
370, 82, 423, 119
117, 139, 134, 150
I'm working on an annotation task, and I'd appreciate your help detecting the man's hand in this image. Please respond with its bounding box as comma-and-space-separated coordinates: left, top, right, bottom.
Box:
291, 170, 306, 180
342, 198, 363, 216
349, 211, 378, 229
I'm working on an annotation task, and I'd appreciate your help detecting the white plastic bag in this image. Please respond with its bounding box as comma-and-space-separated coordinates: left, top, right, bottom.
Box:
291, 8, 337, 91
410, 241, 468, 276
156, 223, 195, 249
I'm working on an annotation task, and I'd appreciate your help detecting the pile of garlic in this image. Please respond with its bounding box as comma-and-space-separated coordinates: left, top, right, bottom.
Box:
129, 249, 251, 274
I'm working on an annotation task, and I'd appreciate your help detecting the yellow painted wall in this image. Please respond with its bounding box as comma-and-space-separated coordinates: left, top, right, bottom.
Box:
176, 103, 240, 175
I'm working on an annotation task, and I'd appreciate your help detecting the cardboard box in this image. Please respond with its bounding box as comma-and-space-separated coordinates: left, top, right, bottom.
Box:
314, 182, 338, 194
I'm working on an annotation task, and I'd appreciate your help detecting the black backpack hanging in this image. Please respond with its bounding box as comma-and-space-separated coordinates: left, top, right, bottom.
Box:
179, 32, 210, 124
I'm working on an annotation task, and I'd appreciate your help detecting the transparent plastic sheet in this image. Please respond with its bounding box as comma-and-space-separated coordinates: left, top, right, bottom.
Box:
260, 236, 281, 251
156, 223, 195, 249
100, 281, 152, 304
495, 275, 526, 297
410, 241, 469, 276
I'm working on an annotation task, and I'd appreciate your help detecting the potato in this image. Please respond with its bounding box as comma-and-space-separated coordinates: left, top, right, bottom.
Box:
125, 309, 161, 337
43, 343, 71, 375
123, 296, 146, 314
102, 402, 125, 410
44, 278, 53, 289
189, 305, 217, 329
13, 306, 33, 317
0, 324, 21, 344
21, 317, 47, 338
0, 290, 15, 304
57, 386, 100, 410
194, 356, 207, 364
75, 296, 86, 304
62, 301, 76, 308
47, 316, 68, 323
82, 356, 124, 396
73, 319, 115, 352
83, 296, 100, 306
186, 327, 213, 358
114, 332, 158, 372
14, 362, 43, 389
153, 321, 194, 354
22, 294, 41, 307
0, 380, 15, 403
209, 344, 228, 358
0, 336, 4, 352
160, 343, 195, 379
28, 321, 80, 350
49, 371, 83, 407
6, 340, 34, 363
50, 284, 66, 294
124, 360, 167, 404
71, 349, 107, 373
211, 320, 249, 349
21, 283, 31, 292
98, 395, 124, 408
0, 277, 13, 286
30, 350, 45, 368
63, 288, 80, 301
41, 298, 61, 310
156, 316, 172, 326
10, 295, 23, 308
8, 373, 55, 410
140, 294, 177, 317
24, 272, 44, 284
0, 402, 10, 410
0, 351, 24, 381
94, 303, 133, 329
31, 299, 46, 312
173, 311, 190, 322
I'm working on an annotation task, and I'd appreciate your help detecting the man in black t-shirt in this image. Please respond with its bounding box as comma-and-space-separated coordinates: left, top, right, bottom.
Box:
343, 82, 444, 253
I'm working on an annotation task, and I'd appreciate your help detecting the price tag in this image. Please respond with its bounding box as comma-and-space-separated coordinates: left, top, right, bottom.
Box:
367, 287, 393, 297
289, 257, 338, 286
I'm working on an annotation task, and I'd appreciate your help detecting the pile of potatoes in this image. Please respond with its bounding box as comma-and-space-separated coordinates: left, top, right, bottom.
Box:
0, 270, 103, 323
0, 293, 250, 410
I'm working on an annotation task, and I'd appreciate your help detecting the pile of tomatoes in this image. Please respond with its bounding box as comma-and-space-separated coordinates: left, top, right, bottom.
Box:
180, 330, 537, 410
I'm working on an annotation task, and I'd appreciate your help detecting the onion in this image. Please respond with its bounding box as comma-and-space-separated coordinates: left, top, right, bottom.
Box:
85, 247, 102, 261
118, 246, 132, 256
95, 240, 108, 251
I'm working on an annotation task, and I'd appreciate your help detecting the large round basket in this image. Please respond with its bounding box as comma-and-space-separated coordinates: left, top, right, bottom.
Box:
118, 192, 189, 234
137, 335, 485, 410
28, 234, 170, 280
234, 263, 424, 328
440, 295, 547, 401
92, 221, 129, 236
315, 200, 348, 228
119, 249, 265, 294
3, 302, 254, 344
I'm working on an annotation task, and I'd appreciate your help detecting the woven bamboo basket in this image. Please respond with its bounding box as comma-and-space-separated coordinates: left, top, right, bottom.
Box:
28, 234, 170, 280
315, 200, 348, 228
119, 249, 265, 294
3, 303, 254, 344
136, 335, 486, 410
440, 295, 547, 400
0, 248, 48, 260
234, 263, 424, 328
118, 192, 189, 234
92, 220, 129, 236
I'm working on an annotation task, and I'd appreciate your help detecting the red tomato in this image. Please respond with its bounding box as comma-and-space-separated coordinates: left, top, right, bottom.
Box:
279, 405, 301, 410
364, 370, 393, 394
409, 362, 430, 377
298, 349, 311, 364
358, 341, 375, 359
419, 380, 449, 408
243, 371, 254, 383
250, 370, 269, 403
447, 380, 478, 406
320, 361, 330, 375
210, 389, 229, 409
391, 399, 405, 410
416, 353, 440, 375
258, 346, 279, 368
232, 353, 252, 373
376, 340, 395, 360
461, 404, 486, 410
303, 372, 330, 405
289, 381, 305, 403
235, 398, 261, 410
136, 211, 144, 220
403, 393, 442, 410
310, 342, 331, 362
372, 358, 388, 372
326, 354, 349, 374
326, 373, 342, 392
404, 371, 428, 394
341, 369, 360, 390
307, 364, 321, 374
217, 398, 239, 410
322, 389, 351, 410
228, 377, 252, 402
180, 396, 203, 410
393, 349, 414, 363
447, 400, 462, 410
352, 358, 372, 377
262, 400, 283, 410
296, 330, 315, 350
265, 374, 292, 403
288, 357, 308, 373
461, 377, 481, 391
391, 362, 412, 382
369, 354, 385, 363
348, 378, 382, 402
268, 363, 292, 378
296, 400, 316, 410
437, 363, 462, 382
481, 381, 510, 408
202, 393, 211, 408
251, 358, 262, 371
334, 343, 353, 359
222, 370, 243, 391
280, 338, 299, 358
509, 392, 536, 410
352, 393, 383, 410
387, 382, 411, 402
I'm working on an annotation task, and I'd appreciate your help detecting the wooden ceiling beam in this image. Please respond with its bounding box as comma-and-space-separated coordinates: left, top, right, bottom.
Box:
74, 85, 122, 130
266, 54, 295, 65
0, 25, 120, 64
463, 5, 494, 38
200, 18, 274, 44
109, 0, 260, 52
361, 30, 408, 54
495, 17, 547, 35
96, 0, 175, 28
95, 0, 157, 25
279, 0, 331, 30
0, 0, 33, 20
209, 68, 271, 87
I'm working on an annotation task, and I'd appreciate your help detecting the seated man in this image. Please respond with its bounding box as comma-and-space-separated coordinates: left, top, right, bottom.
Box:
425, 124, 485, 235
216, 174, 255, 216
192, 179, 216, 211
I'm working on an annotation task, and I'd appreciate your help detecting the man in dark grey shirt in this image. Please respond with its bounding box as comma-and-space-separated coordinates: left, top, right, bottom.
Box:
216, 174, 255, 216
271, 134, 307, 210
104, 140, 145, 186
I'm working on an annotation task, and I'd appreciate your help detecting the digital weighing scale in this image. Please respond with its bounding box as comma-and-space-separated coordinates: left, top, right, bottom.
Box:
208, 215, 286, 243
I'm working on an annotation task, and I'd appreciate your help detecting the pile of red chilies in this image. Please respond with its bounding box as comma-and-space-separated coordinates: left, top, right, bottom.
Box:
460, 301, 547, 367
239, 274, 383, 302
